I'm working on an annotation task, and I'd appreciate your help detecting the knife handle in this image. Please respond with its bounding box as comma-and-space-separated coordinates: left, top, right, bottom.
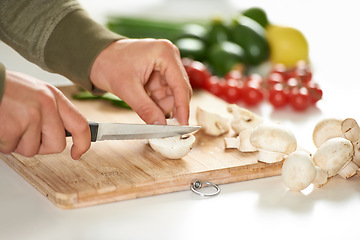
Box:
65, 122, 99, 142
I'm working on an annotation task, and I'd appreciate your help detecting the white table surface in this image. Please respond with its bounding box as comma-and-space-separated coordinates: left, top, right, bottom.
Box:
1, 1, 360, 239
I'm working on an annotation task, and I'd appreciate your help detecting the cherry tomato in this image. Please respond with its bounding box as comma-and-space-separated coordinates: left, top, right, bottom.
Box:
306, 82, 323, 104
271, 63, 289, 80
294, 60, 312, 83
266, 72, 284, 86
289, 87, 311, 111
224, 79, 243, 103
206, 76, 227, 99
242, 78, 264, 106
268, 83, 288, 108
182, 58, 211, 89
225, 69, 243, 81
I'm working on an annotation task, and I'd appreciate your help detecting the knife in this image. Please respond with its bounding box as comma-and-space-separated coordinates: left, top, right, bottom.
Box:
65, 122, 200, 142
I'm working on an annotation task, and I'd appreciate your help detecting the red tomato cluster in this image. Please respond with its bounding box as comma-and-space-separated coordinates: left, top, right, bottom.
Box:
182, 58, 323, 111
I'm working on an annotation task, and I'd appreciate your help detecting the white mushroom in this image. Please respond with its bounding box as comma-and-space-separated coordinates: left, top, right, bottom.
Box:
196, 106, 229, 136
313, 137, 354, 178
250, 124, 297, 163
282, 151, 316, 191
227, 104, 263, 134
148, 118, 196, 159
312, 118, 343, 148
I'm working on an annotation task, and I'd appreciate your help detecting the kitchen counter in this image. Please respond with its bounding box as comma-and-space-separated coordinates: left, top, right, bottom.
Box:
1, 1, 359, 239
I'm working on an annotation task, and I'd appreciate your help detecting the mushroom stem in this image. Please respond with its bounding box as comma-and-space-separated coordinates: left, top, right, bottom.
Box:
338, 161, 359, 179
224, 136, 240, 149
312, 167, 328, 188
341, 118, 360, 143
238, 129, 257, 152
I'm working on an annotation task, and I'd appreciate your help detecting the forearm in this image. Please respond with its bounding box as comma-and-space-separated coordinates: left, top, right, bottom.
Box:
44, 9, 124, 93
0, 0, 124, 93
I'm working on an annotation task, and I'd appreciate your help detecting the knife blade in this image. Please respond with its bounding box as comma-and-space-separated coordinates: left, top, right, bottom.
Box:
65, 122, 201, 142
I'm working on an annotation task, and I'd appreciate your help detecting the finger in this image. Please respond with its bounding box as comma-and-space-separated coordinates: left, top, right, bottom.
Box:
48, 86, 90, 160
14, 119, 41, 157
156, 46, 192, 125
120, 82, 167, 124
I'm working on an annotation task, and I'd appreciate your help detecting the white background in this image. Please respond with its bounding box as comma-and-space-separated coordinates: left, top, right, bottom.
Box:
1, 1, 360, 239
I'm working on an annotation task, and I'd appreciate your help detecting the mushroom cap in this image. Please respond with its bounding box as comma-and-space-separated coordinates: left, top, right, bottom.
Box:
149, 135, 196, 159
282, 151, 316, 191
250, 124, 297, 154
313, 137, 354, 177
312, 118, 343, 148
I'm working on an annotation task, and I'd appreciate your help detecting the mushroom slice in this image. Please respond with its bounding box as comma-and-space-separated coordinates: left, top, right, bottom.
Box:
224, 136, 240, 149
313, 137, 354, 178
149, 135, 196, 159
238, 128, 257, 152
196, 106, 229, 136
250, 124, 297, 163
282, 151, 316, 192
312, 118, 343, 148
227, 104, 263, 134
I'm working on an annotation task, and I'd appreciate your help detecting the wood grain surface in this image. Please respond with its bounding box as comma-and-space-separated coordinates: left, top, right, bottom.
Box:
0, 86, 282, 209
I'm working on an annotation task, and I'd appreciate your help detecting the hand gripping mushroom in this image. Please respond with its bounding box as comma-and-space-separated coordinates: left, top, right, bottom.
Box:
149, 119, 196, 159
250, 124, 297, 163
313, 137, 355, 179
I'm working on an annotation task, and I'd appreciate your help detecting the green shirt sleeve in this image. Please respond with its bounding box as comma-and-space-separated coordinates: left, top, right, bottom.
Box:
0, 63, 5, 104
44, 9, 124, 93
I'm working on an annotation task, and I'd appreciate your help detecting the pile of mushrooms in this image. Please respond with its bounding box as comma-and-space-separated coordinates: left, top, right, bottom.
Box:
282, 117, 360, 192
196, 104, 360, 192
196, 104, 298, 164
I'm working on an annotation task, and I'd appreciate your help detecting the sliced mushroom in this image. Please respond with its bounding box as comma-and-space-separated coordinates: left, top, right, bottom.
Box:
250, 124, 297, 163
312, 118, 343, 148
313, 137, 354, 178
282, 151, 316, 191
148, 118, 196, 159
227, 104, 263, 134
196, 106, 229, 136
149, 135, 196, 159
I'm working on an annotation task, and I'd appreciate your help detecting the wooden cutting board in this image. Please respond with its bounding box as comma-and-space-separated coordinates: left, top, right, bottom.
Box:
0, 85, 282, 209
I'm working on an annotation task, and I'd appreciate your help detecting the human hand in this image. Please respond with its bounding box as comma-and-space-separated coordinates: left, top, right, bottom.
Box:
0, 71, 91, 160
90, 38, 192, 125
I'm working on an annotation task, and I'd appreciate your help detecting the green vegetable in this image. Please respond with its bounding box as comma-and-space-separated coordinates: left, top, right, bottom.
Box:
107, 17, 190, 41
228, 15, 270, 65
207, 41, 246, 76
175, 37, 206, 61
73, 91, 131, 109
242, 7, 269, 28
206, 17, 229, 46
